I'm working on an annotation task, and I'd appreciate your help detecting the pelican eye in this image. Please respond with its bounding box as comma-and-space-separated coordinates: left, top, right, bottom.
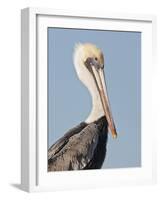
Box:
94, 57, 98, 61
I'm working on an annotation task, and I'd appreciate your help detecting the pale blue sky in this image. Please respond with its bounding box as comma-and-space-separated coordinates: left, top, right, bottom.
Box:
48, 28, 141, 169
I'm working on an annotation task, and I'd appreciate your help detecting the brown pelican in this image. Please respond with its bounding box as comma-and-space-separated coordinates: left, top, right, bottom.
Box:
48, 43, 117, 171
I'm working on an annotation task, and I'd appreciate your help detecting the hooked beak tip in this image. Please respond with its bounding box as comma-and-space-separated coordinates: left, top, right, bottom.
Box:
110, 126, 117, 139
112, 133, 117, 139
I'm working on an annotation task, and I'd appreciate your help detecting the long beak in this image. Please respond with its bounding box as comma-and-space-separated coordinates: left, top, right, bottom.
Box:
91, 66, 117, 139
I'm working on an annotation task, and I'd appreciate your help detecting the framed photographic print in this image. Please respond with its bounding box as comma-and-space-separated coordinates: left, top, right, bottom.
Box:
21, 7, 156, 192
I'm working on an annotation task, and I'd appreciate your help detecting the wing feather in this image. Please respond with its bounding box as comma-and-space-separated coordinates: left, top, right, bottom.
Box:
48, 122, 87, 161
48, 123, 99, 171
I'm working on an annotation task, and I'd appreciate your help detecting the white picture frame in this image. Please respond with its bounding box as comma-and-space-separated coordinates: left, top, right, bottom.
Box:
21, 7, 156, 192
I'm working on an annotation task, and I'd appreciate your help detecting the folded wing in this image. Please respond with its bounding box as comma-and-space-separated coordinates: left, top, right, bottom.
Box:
48, 123, 99, 171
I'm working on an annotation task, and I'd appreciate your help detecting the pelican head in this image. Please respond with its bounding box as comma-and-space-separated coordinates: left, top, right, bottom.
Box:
73, 43, 117, 138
